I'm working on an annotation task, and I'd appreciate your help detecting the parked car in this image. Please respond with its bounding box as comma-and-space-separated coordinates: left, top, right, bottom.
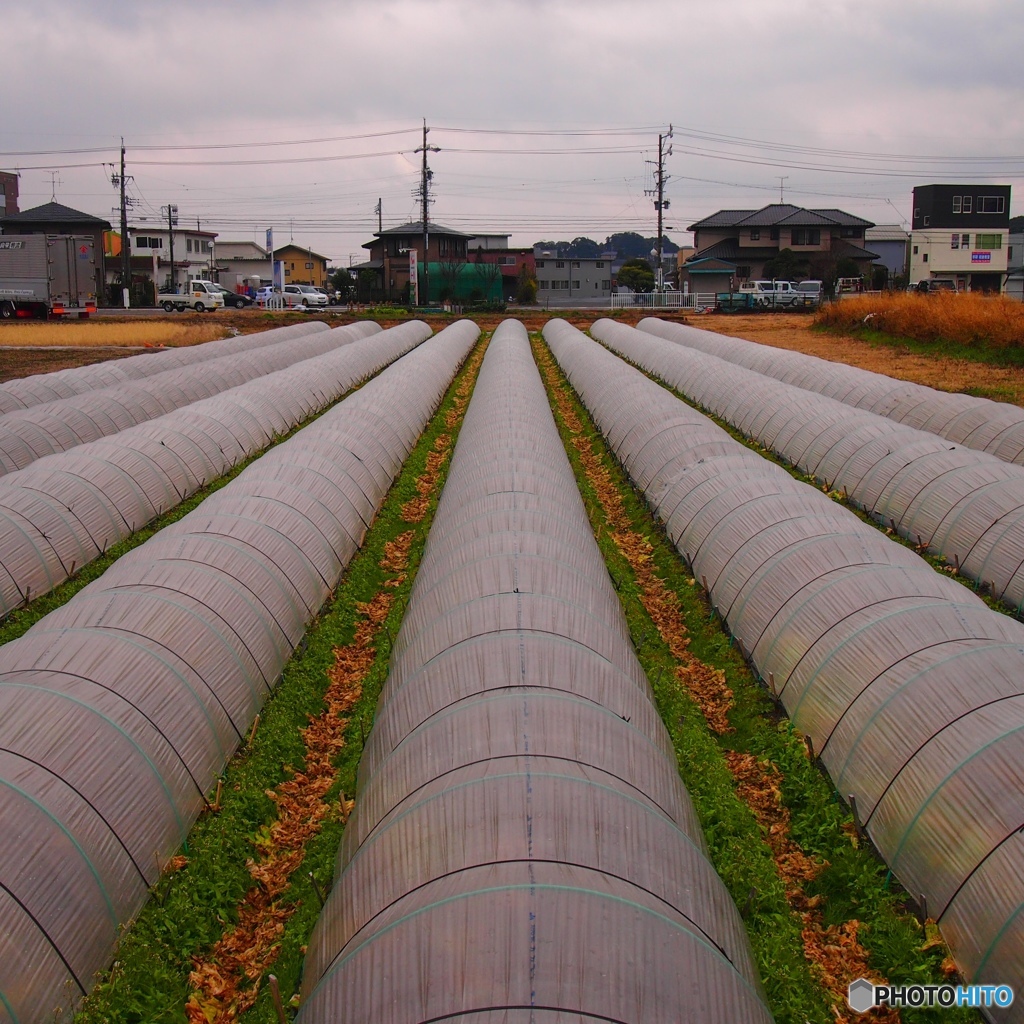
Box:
213, 284, 253, 309
914, 279, 957, 294
282, 284, 328, 308
794, 280, 823, 307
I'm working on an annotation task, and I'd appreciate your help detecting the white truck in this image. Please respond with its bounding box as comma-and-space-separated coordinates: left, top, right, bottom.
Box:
156, 280, 225, 312
0, 234, 98, 319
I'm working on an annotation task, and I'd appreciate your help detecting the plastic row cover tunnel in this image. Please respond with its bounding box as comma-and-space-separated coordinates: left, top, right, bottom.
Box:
0, 320, 480, 1024
0, 320, 431, 618
0, 318, 331, 415
0, 320, 380, 476
591, 319, 1024, 614
639, 316, 1024, 467
297, 320, 772, 1024
543, 319, 1024, 1014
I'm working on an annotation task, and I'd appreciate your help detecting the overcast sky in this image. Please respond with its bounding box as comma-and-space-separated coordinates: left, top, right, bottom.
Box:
2, 0, 1022, 264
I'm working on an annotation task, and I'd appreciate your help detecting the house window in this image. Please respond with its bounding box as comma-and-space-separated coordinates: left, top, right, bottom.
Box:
791, 228, 821, 246
951, 234, 960, 249
923, 253, 929, 262
201, 240, 211, 253
749, 229, 760, 241
555, 260, 565, 268
736, 266, 751, 279
571, 261, 581, 268
961, 234, 970, 247
187, 239, 194, 252
962, 196, 972, 213
913, 245, 919, 255
305, 261, 314, 269
596, 261, 605, 268
923, 216, 930, 226
538, 280, 548, 290
978, 197, 1005, 214
498, 256, 516, 266
602, 280, 610, 290
536, 260, 545, 268
975, 234, 1002, 249
953, 196, 962, 214
769, 228, 779, 241
840, 227, 861, 239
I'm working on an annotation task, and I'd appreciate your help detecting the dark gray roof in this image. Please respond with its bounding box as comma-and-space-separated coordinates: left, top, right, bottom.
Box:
1, 201, 111, 228
685, 238, 778, 263
689, 203, 874, 232
374, 221, 472, 239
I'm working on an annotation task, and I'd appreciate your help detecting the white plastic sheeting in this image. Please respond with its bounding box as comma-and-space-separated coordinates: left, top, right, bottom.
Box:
544, 318, 1024, 1013
0, 321, 431, 617
0, 319, 330, 415
0, 322, 382, 476
297, 320, 772, 1024
592, 319, 1024, 614
639, 316, 1024, 466
0, 320, 479, 1024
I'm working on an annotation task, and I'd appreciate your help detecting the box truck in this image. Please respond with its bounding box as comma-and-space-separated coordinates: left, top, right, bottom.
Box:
0, 235, 98, 318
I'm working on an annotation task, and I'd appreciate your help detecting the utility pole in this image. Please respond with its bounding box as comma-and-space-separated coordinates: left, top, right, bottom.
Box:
163, 204, 178, 294
645, 125, 673, 291
119, 139, 131, 307
414, 119, 439, 306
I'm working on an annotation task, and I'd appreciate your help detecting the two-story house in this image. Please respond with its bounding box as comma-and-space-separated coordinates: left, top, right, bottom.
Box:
533, 249, 612, 304
680, 204, 877, 293
354, 221, 472, 303
274, 244, 329, 289
125, 225, 218, 294
909, 184, 1011, 293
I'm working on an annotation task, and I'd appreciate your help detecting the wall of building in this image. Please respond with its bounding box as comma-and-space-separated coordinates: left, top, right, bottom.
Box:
535, 257, 611, 300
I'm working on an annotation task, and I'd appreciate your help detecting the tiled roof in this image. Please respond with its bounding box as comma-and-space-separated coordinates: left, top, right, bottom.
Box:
374, 221, 472, 238
2, 201, 111, 227
689, 203, 874, 231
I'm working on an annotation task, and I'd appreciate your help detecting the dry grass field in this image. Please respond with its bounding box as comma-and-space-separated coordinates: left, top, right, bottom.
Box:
695, 311, 1024, 407
817, 292, 1024, 350
0, 321, 230, 348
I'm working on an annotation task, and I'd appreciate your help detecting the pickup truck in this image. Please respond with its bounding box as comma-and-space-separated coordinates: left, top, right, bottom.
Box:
738, 280, 806, 308
156, 280, 225, 312
0, 235, 98, 319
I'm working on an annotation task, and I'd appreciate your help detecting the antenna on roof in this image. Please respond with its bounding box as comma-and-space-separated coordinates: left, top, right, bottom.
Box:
778, 176, 788, 203
48, 170, 63, 202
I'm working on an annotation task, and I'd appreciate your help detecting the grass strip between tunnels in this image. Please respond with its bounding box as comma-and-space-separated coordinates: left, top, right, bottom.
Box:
73, 335, 489, 1024
531, 333, 978, 1024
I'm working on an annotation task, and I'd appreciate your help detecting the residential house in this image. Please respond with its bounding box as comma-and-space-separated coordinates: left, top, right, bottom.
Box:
215, 240, 271, 293
0, 172, 18, 217
353, 221, 472, 303
534, 250, 611, 304
864, 225, 910, 282
680, 204, 877, 293
0, 201, 110, 299
909, 184, 1011, 293
125, 224, 217, 294
274, 243, 329, 289
469, 243, 535, 301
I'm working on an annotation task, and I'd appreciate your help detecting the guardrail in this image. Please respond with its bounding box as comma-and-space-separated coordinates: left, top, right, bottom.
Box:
609, 291, 716, 310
